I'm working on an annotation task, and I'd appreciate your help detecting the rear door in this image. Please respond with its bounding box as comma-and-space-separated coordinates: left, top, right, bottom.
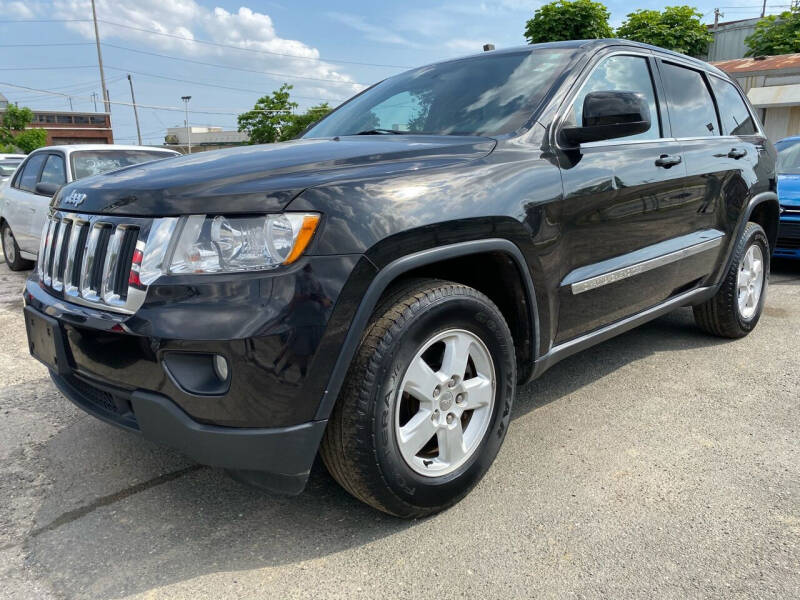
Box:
655, 59, 757, 288
554, 50, 691, 342
2, 152, 47, 254
29, 152, 67, 249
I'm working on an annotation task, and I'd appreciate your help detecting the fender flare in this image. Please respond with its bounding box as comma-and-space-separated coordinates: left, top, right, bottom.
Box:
717, 191, 779, 283
314, 238, 539, 421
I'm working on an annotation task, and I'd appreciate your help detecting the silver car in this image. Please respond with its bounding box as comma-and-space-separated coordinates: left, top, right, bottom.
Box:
0, 145, 179, 270
0, 154, 25, 184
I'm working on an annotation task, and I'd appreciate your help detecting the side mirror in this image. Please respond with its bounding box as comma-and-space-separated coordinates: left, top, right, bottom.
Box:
35, 182, 60, 197
561, 91, 651, 146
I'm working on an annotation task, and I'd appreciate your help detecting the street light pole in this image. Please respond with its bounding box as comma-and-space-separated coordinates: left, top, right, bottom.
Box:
181, 95, 192, 154
127, 74, 142, 145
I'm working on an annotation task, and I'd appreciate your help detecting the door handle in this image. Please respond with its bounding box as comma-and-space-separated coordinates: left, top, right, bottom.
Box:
728, 148, 747, 159
655, 154, 682, 168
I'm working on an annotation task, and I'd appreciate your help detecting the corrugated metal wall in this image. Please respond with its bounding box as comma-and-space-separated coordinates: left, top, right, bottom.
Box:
705, 18, 760, 62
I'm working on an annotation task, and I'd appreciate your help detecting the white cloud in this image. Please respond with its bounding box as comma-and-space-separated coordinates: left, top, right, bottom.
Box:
0, 0, 36, 18
327, 12, 422, 48
46, 0, 363, 103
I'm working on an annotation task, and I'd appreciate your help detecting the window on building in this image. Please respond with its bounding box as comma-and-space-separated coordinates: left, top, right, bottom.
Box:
708, 76, 757, 136
56, 115, 72, 124
74, 116, 90, 124
660, 62, 719, 138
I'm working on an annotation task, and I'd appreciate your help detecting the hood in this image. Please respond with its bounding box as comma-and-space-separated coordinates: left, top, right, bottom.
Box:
53, 135, 496, 216
778, 173, 800, 207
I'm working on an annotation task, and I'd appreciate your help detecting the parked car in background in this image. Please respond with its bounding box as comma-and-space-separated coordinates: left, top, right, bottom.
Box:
775, 136, 800, 259
0, 154, 25, 184
1, 145, 179, 270
23, 40, 777, 518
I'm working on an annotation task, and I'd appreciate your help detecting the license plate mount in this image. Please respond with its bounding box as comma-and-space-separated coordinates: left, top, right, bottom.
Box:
24, 306, 70, 375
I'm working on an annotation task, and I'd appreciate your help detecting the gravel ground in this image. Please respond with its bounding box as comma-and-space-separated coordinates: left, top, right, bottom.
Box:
0, 256, 798, 600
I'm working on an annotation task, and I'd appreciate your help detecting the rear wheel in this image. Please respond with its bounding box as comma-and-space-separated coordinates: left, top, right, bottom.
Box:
1, 223, 34, 271
693, 222, 769, 338
320, 279, 516, 518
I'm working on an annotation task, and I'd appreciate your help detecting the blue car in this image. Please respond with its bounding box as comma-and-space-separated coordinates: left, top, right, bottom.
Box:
775, 136, 800, 258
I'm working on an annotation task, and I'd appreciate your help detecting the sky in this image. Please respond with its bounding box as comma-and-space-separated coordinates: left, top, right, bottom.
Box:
0, 0, 786, 145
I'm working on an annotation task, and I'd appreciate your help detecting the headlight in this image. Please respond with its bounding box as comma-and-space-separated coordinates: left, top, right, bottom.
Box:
168, 213, 320, 274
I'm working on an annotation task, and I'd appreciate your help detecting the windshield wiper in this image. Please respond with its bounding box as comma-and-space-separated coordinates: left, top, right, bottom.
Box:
354, 128, 405, 135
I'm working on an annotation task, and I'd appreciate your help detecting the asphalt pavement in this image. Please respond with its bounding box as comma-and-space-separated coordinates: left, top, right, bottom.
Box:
1, 257, 798, 599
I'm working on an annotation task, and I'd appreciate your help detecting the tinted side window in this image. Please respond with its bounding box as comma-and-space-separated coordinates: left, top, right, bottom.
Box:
16, 154, 47, 192
568, 55, 660, 141
40, 154, 67, 185
660, 62, 719, 138
709, 76, 757, 136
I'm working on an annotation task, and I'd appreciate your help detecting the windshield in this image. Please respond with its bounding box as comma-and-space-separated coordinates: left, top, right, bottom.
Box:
304, 49, 575, 138
776, 139, 800, 175
70, 150, 176, 180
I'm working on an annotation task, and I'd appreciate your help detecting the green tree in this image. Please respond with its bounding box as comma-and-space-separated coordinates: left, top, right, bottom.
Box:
524, 0, 613, 44
279, 103, 332, 140
0, 104, 47, 153
237, 83, 298, 144
617, 6, 712, 56
745, 7, 800, 57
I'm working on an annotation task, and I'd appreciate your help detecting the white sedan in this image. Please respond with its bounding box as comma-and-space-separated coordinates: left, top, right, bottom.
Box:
0, 145, 179, 270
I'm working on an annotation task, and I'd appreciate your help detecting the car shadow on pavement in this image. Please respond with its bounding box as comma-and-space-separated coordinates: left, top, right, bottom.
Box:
20, 266, 790, 599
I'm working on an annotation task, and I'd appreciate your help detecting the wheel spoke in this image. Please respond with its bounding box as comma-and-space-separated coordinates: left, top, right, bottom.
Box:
403, 357, 442, 403
398, 410, 437, 456
461, 376, 493, 410
437, 422, 466, 464
440, 333, 472, 380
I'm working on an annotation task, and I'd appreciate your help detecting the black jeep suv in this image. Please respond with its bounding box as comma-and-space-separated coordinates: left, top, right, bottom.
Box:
24, 40, 777, 518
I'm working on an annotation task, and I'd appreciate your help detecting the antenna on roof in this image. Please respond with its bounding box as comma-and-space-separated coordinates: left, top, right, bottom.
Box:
483, 44, 495, 52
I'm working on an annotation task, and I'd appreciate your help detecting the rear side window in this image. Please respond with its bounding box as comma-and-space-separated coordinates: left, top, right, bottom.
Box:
709, 76, 757, 136
567, 54, 660, 141
15, 153, 47, 192
660, 62, 719, 138
40, 154, 67, 185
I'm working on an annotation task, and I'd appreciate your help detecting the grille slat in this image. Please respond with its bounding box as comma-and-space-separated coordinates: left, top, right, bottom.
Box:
38, 212, 168, 315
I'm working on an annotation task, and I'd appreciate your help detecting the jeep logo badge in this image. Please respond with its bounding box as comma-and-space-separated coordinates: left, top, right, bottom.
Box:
64, 190, 87, 207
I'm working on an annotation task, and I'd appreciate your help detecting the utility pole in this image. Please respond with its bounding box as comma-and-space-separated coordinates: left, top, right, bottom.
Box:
761, 0, 767, 17
181, 95, 192, 154
713, 8, 723, 32
91, 0, 110, 113
68, 96, 73, 111
90, 92, 98, 112
127, 74, 142, 145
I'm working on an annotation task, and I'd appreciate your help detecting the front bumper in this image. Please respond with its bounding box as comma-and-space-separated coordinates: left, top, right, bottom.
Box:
775, 216, 800, 258
51, 371, 326, 493
23, 252, 378, 493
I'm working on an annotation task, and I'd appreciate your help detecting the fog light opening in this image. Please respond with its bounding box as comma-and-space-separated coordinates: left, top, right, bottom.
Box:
213, 354, 229, 382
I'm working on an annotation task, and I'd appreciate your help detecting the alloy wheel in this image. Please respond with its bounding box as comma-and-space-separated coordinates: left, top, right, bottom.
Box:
395, 329, 496, 477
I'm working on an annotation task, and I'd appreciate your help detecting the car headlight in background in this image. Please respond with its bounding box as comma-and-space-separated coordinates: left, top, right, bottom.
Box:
168, 213, 320, 274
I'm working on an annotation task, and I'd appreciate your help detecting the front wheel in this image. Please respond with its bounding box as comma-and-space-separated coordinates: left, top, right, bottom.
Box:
320, 279, 516, 518
1, 223, 34, 271
693, 222, 769, 338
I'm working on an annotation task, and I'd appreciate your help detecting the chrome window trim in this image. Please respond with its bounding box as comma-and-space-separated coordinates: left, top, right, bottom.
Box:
570, 236, 724, 295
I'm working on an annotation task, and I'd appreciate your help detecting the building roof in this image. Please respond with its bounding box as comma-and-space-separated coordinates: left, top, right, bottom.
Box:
713, 53, 800, 74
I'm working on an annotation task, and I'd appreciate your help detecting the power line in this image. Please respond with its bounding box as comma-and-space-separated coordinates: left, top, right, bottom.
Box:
0, 81, 333, 114
101, 42, 367, 87
0, 42, 94, 47
0, 17, 411, 70
103, 65, 348, 102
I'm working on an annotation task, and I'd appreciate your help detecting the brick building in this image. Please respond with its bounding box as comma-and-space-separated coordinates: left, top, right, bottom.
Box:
28, 110, 114, 145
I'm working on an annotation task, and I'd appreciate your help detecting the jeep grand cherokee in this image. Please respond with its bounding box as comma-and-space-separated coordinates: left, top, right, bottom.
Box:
23, 40, 778, 518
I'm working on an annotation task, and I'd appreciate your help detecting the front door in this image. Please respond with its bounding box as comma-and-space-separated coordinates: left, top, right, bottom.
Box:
554, 52, 694, 343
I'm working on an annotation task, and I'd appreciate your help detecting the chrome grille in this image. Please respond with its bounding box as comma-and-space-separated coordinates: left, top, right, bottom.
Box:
37, 212, 159, 314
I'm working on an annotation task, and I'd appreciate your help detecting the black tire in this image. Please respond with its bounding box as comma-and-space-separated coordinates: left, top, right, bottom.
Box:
693, 222, 769, 338
320, 278, 516, 518
1, 222, 34, 271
